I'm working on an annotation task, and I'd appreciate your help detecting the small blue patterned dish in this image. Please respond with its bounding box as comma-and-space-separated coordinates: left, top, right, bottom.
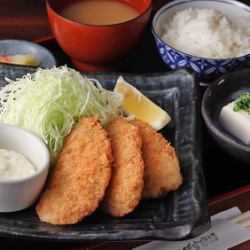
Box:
0, 39, 56, 68
152, 0, 250, 83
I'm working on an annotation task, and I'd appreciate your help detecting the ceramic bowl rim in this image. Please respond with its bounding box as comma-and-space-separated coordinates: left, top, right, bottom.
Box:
152, 0, 250, 61
0, 124, 50, 184
46, 0, 152, 28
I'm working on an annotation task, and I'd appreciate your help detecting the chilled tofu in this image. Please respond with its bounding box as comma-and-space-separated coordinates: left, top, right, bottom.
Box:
219, 101, 250, 145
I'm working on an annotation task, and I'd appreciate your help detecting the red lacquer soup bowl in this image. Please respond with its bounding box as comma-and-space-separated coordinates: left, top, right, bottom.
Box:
46, 0, 152, 71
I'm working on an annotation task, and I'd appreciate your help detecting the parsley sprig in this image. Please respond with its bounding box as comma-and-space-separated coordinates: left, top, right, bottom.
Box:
233, 93, 250, 115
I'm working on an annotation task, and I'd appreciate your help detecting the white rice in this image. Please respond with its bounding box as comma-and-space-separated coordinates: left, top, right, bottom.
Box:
160, 8, 250, 59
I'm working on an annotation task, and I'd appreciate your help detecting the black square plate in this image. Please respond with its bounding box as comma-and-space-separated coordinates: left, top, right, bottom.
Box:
0, 67, 210, 241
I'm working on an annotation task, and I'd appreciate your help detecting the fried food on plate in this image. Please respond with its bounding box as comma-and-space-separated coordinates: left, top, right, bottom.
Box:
131, 119, 182, 199
36, 117, 112, 225
102, 116, 144, 217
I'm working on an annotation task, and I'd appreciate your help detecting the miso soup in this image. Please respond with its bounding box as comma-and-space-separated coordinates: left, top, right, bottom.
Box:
61, 0, 140, 25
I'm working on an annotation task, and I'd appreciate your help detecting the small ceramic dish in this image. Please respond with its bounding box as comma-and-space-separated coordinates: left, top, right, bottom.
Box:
201, 68, 250, 165
0, 124, 50, 212
0, 39, 56, 68
152, 0, 250, 83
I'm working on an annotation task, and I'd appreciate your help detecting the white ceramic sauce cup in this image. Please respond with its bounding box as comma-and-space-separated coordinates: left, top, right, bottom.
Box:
0, 124, 50, 212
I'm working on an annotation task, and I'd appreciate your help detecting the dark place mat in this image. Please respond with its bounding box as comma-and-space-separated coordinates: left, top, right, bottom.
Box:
0, 26, 248, 245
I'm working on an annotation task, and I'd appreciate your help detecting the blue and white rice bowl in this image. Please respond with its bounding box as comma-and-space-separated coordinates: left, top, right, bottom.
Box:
152, 0, 250, 83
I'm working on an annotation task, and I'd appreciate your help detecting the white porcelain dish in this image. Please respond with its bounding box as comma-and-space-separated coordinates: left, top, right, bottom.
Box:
0, 124, 50, 212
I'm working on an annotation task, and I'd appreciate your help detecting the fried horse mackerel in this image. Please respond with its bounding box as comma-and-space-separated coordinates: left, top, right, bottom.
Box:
36, 117, 112, 225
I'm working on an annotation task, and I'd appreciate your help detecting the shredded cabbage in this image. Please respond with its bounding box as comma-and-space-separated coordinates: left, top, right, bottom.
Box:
0, 66, 124, 159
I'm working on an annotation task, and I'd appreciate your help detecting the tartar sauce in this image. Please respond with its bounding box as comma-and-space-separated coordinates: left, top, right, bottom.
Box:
0, 149, 36, 180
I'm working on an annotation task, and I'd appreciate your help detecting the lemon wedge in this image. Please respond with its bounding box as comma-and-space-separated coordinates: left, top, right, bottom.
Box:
114, 76, 171, 131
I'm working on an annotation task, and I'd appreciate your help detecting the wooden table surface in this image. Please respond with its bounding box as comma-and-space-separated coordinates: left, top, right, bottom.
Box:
0, 0, 249, 249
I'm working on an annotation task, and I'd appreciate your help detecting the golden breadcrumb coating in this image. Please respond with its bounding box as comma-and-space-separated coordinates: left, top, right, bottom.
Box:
102, 117, 144, 217
131, 119, 182, 199
36, 117, 112, 225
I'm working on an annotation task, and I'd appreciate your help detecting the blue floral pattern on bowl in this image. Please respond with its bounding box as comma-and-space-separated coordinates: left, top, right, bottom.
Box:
153, 35, 250, 83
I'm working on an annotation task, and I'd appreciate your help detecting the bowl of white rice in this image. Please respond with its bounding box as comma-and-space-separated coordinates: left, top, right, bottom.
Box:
152, 0, 250, 83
